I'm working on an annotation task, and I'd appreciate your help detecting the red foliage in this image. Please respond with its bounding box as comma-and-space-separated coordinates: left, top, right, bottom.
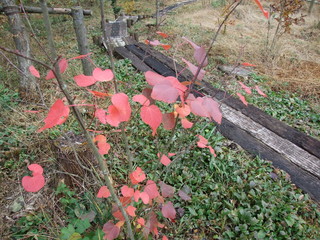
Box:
21, 164, 45, 192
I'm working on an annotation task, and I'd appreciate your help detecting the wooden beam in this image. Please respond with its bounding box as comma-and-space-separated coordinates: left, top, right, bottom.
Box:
0, 6, 92, 15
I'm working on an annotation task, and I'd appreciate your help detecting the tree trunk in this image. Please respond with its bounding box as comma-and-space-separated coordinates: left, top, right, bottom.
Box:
71, 6, 92, 75
308, 0, 316, 14
1, 0, 37, 94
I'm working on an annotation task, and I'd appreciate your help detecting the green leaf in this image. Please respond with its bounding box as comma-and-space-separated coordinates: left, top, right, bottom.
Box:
257, 230, 266, 239
61, 224, 76, 240
285, 215, 295, 227
69, 232, 82, 240
74, 219, 91, 234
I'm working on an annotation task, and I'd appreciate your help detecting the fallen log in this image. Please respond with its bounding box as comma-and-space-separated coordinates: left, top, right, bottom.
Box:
0, 6, 92, 15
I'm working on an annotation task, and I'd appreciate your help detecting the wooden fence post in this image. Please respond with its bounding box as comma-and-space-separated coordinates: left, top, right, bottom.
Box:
71, 6, 92, 76
1, 0, 37, 95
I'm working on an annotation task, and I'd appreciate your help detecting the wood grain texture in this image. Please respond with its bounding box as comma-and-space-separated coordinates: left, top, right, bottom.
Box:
218, 118, 320, 201
221, 104, 320, 178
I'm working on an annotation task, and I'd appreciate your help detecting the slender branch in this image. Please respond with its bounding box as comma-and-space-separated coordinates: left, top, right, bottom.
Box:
0, 45, 53, 70
187, 0, 243, 93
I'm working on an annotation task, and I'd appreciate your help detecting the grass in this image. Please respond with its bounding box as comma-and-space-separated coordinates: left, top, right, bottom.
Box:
0, 1, 320, 239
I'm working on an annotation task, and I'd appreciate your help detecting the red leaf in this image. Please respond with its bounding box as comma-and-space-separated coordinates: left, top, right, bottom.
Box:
93, 68, 114, 82
21, 164, 45, 192
178, 190, 191, 201
134, 190, 140, 202
103, 221, 120, 240
137, 217, 145, 226
88, 89, 111, 98
241, 62, 256, 67
126, 206, 136, 217
28, 163, 44, 175
182, 37, 208, 67
141, 105, 162, 136
68, 52, 92, 60
255, 85, 267, 97
95, 108, 107, 124
113, 210, 124, 221
140, 192, 150, 204
38, 99, 69, 132
133, 94, 150, 106
97, 186, 110, 198
22, 175, 45, 193
175, 104, 190, 118
181, 118, 193, 129
156, 31, 169, 38
143, 211, 158, 238
159, 154, 171, 166
182, 58, 206, 81
129, 167, 146, 185
160, 44, 171, 50
146, 39, 161, 46
162, 112, 176, 130
29, 66, 40, 78
121, 185, 134, 197
161, 201, 176, 220
197, 134, 208, 148
145, 71, 166, 86
106, 93, 131, 127
163, 236, 169, 240
253, 0, 269, 19
189, 96, 222, 124
238, 81, 252, 94
237, 93, 248, 106
145, 72, 187, 103
207, 146, 217, 157
46, 58, 68, 80
152, 84, 179, 103
159, 181, 175, 198
74, 74, 96, 87
144, 180, 160, 200
94, 135, 110, 155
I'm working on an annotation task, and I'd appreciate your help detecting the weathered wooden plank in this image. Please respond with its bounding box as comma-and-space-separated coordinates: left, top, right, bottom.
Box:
200, 84, 320, 159
218, 118, 320, 201
126, 44, 180, 78
0, 6, 92, 15
114, 46, 153, 72
221, 103, 320, 178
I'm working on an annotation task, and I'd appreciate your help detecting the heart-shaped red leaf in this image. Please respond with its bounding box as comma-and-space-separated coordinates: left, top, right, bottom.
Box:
121, 185, 134, 197
93, 68, 114, 82
140, 105, 162, 136
46, 58, 68, 80
38, 99, 70, 132
29, 66, 40, 78
161, 201, 176, 220
159, 181, 175, 198
144, 180, 160, 200
103, 221, 120, 240
74, 74, 96, 87
129, 167, 146, 185
126, 206, 136, 217
97, 186, 110, 198
22, 175, 45, 192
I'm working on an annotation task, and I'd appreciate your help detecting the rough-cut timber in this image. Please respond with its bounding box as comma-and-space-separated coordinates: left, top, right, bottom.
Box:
0, 6, 92, 15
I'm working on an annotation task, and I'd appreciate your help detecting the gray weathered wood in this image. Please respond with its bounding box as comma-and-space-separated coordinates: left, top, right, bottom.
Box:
71, 6, 92, 75
1, 0, 36, 93
0, 5, 92, 15
221, 104, 320, 178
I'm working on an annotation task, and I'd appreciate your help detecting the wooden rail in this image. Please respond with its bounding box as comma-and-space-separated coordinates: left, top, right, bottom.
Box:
0, 6, 92, 15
